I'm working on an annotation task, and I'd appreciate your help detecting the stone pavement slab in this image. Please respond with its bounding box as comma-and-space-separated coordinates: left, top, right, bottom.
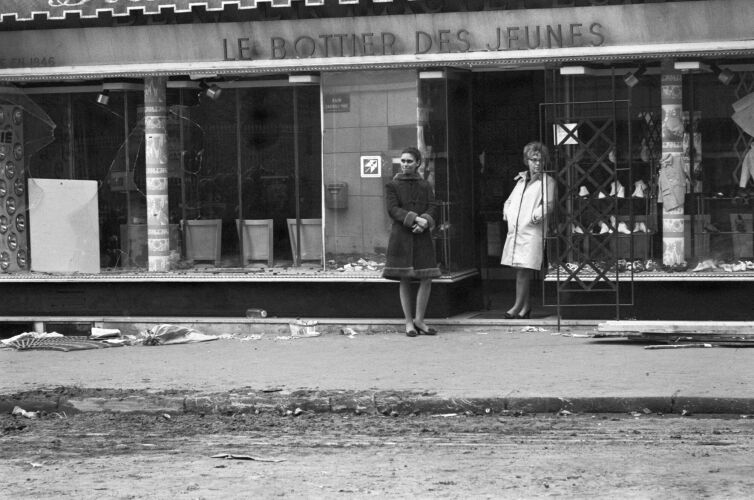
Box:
2, 326, 754, 415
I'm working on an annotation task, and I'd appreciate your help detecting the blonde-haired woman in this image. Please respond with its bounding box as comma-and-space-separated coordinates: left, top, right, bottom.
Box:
501, 141, 556, 319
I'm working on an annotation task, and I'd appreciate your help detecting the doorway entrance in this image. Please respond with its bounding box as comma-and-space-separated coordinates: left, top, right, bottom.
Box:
472, 71, 546, 314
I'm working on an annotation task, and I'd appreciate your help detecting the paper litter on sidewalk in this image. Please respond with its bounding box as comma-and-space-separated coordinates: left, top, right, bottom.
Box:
90, 327, 121, 339
141, 324, 219, 345
288, 319, 320, 338
521, 326, 548, 332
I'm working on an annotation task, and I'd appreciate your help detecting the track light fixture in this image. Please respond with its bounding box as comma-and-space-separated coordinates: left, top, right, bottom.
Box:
199, 81, 222, 100
710, 63, 735, 85
623, 65, 647, 88
96, 89, 110, 106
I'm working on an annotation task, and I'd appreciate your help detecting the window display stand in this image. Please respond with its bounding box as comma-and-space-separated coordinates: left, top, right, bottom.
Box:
184, 219, 222, 266
287, 218, 322, 263
236, 219, 273, 267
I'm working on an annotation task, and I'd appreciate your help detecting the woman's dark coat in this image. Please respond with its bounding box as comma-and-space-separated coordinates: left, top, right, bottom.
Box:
381, 172, 441, 280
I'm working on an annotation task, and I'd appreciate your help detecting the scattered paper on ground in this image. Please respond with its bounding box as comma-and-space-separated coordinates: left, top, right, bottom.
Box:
521, 326, 548, 332
288, 319, 320, 338
142, 324, 219, 346
211, 453, 285, 462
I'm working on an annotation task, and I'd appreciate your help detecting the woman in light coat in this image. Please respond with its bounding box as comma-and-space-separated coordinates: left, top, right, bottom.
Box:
501, 141, 555, 319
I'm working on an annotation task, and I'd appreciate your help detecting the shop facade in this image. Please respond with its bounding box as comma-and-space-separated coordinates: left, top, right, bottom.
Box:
0, 0, 753, 320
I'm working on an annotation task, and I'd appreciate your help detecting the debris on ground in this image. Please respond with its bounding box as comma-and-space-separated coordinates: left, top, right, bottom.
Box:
2, 332, 121, 351
340, 327, 359, 338
521, 326, 548, 332
597, 321, 754, 346
211, 453, 285, 463
141, 324, 219, 346
644, 344, 713, 349
89, 327, 121, 339
12, 406, 40, 419
287, 319, 320, 338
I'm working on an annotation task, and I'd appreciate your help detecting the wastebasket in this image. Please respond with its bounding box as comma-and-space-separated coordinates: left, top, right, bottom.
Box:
325, 183, 348, 209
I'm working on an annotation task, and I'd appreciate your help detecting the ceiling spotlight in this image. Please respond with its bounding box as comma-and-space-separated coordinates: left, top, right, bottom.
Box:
623, 65, 647, 88
96, 89, 110, 106
199, 81, 222, 100
710, 63, 735, 85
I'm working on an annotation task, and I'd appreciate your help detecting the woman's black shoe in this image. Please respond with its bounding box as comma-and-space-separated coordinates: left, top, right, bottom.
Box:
414, 323, 437, 335
405, 329, 418, 337
503, 312, 516, 319
517, 310, 531, 319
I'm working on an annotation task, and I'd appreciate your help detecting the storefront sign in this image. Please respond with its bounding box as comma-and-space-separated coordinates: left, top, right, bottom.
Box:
1, 1, 753, 75
324, 93, 350, 113
226, 24, 604, 61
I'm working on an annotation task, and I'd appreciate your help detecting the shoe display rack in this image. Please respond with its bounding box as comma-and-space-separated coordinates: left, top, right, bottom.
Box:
542, 97, 637, 324
0, 104, 29, 272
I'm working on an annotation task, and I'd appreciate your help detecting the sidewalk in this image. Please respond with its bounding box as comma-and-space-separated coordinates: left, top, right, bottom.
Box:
2, 318, 754, 416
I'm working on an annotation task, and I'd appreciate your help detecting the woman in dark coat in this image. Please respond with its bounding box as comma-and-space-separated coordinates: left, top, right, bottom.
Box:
382, 146, 441, 337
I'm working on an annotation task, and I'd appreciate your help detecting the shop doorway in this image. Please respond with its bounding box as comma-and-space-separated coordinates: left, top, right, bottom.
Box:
472, 71, 546, 314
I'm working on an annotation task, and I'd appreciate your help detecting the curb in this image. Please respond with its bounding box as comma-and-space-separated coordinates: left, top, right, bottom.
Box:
4, 389, 754, 416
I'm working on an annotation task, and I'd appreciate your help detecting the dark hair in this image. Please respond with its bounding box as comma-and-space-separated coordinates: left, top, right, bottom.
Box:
401, 146, 422, 164
522, 141, 549, 166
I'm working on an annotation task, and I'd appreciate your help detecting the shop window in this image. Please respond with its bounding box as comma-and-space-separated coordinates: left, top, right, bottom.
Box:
544, 64, 754, 278
19, 83, 321, 274
321, 69, 475, 276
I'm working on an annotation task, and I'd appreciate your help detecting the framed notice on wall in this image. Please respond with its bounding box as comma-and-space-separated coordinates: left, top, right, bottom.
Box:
360, 155, 381, 178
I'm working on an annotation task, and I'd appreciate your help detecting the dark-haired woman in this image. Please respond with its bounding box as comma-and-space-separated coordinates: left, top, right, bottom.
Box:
382, 146, 441, 337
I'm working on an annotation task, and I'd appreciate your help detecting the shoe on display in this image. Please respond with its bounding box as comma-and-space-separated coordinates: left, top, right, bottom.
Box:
624, 261, 633, 272
578, 186, 590, 197
632, 180, 648, 198
692, 259, 714, 272
633, 260, 645, 272
720, 263, 733, 272
617, 222, 632, 234
609, 181, 625, 198
572, 224, 584, 234
644, 259, 657, 272
703, 223, 720, 233
745, 260, 754, 270
598, 221, 611, 234
597, 190, 607, 199
633, 222, 645, 233
732, 261, 747, 272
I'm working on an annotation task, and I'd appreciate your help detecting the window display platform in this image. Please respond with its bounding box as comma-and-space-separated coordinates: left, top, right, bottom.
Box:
0, 267, 476, 283
0, 269, 482, 319
545, 270, 754, 282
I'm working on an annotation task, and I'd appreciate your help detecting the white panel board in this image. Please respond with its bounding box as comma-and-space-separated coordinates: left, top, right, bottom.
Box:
29, 178, 100, 274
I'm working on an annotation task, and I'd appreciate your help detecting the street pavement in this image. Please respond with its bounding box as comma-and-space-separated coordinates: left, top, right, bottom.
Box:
2, 319, 754, 416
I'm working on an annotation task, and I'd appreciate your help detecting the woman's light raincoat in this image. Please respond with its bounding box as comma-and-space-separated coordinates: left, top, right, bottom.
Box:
501, 171, 554, 270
